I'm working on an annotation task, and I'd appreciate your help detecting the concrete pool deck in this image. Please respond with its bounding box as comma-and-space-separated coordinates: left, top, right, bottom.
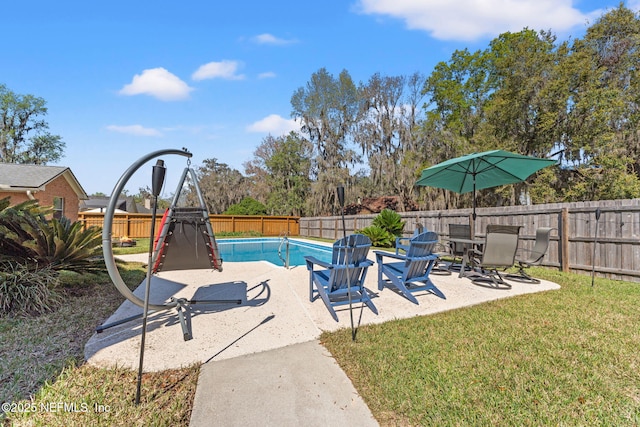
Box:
84, 242, 561, 425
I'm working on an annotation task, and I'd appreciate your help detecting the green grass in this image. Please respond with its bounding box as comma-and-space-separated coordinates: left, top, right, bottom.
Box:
321, 268, 640, 426
111, 238, 151, 256
3, 253, 640, 426
1, 262, 199, 426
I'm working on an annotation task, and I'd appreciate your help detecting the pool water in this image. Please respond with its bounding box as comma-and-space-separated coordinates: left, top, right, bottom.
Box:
216, 238, 332, 267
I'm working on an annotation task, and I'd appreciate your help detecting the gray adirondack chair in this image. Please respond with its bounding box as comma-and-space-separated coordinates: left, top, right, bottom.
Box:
305, 234, 377, 322
374, 231, 446, 305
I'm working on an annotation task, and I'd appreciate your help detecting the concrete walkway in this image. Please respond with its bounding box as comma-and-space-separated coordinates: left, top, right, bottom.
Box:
84, 246, 560, 426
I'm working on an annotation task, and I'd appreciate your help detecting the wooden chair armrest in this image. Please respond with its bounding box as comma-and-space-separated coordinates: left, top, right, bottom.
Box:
374, 250, 406, 261
304, 256, 332, 270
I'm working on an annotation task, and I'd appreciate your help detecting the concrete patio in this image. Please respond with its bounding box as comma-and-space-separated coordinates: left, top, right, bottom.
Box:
84, 243, 560, 425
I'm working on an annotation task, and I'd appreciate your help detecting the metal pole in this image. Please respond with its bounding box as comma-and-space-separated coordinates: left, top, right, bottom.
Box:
337, 185, 357, 341
591, 208, 601, 287
135, 160, 166, 405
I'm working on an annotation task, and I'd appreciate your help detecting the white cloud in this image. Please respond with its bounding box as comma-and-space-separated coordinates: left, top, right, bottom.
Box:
106, 124, 163, 137
192, 60, 245, 81
119, 68, 193, 101
258, 71, 277, 79
246, 114, 300, 135
629, 0, 640, 12
357, 0, 604, 41
252, 33, 297, 45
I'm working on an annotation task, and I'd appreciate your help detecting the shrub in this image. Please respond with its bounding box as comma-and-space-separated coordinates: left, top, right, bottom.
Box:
0, 197, 52, 260
23, 217, 104, 273
372, 209, 405, 238
0, 198, 104, 273
357, 209, 405, 247
224, 197, 267, 215
357, 225, 394, 247
0, 262, 61, 316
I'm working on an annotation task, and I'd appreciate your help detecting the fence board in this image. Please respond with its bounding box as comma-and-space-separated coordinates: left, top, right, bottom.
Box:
299, 199, 640, 283
79, 213, 300, 238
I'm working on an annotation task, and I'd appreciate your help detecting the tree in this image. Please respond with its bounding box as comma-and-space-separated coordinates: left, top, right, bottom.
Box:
291, 68, 360, 215
0, 84, 65, 164
264, 133, 312, 216
244, 132, 312, 216
0, 197, 103, 273
536, 4, 640, 201
196, 158, 247, 214
480, 29, 566, 206
420, 48, 496, 210
136, 186, 170, 210
356, 73, 405, 197
224, 197, 267, 215
574, 4, 640, 174
355, 72, 428, 210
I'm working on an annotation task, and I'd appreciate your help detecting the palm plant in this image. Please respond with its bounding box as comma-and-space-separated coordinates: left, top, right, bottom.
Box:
23, 217, 104, 272
372, 209, 405, 238
357, 225, 394, 247
0, 197, 52, 260
0, 197, 104, 273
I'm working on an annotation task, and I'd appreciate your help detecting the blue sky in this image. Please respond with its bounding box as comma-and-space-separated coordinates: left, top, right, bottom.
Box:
2, 0, 637, 197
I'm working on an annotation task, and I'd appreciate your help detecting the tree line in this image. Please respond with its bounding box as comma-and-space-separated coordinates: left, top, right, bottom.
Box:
3, 5, 640, 218
197, 5, 640, 216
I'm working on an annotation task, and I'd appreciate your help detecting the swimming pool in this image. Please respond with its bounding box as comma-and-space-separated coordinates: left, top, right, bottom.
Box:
216, 238, 332, 267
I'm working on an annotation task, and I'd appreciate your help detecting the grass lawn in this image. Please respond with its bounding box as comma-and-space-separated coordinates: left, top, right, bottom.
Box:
322, 268, 640, 426
1, 260, 199, 427
2, 242, 639, 426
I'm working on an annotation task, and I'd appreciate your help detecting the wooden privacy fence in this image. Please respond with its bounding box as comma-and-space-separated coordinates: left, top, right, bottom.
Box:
78, 213, 300, 238
300, 199, 640, 283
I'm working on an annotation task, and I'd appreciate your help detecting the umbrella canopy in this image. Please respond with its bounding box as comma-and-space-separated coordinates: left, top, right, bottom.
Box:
416, 150, 556, 218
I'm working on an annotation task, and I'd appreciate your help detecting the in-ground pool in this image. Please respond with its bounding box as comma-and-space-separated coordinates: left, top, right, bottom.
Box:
216, 238, 332, 267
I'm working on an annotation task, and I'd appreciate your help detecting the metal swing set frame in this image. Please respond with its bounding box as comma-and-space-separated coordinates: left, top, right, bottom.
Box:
98, 148, 240, 341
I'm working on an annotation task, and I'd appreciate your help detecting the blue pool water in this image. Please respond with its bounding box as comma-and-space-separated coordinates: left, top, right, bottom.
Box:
216, 238, 332, 267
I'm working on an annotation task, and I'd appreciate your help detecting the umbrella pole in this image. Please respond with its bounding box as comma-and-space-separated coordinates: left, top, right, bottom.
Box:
472, 178, 477, 221
471, 178, 477, 238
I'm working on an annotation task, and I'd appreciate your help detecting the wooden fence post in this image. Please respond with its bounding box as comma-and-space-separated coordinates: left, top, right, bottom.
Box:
560, 207, 570, 272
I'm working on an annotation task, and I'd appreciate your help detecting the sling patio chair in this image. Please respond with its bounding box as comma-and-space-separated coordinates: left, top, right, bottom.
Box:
442, 223, 472, 272
374, 231, 446, 305
305, 234, 377, 322
506, 227, 554, 284
465, 224, 522, 289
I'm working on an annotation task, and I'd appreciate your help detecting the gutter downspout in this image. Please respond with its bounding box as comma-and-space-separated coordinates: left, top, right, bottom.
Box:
26, 190, 36, 200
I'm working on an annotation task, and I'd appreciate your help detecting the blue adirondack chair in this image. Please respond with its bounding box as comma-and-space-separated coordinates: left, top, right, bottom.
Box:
305, 234, 377, 322
395, 223, 424, 255
374, 231, 446, 304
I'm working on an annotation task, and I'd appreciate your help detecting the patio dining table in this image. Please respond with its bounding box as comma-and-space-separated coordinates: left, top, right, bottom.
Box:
445, 237, 485, 278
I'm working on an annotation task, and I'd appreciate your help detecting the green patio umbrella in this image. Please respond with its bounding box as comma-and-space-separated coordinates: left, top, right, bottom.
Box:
416, 150, 556, 219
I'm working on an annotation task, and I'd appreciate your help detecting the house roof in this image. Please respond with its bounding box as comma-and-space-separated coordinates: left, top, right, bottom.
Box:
80, 196, 153, 213
0, 163, 88, 199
